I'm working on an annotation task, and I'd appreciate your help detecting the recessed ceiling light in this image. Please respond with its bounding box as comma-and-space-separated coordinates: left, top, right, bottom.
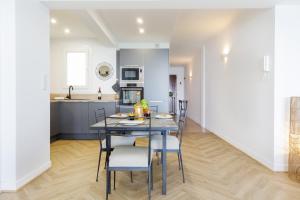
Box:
139, 28, 145, 34
136, 17, 143, 24
50, 18, 57, 24
64, 28, 70, 34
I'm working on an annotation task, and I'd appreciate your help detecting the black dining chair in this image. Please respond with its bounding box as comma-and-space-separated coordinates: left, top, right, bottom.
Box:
151, 100, 188, 183
95, 108, 136, 182
105, 116, 154, 200
178, 100, 188, 123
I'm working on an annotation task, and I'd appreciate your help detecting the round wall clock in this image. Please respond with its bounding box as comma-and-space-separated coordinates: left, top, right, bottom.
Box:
95, 62, 114, 81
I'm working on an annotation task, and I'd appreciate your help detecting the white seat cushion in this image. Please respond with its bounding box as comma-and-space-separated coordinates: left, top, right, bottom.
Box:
151, 135, 180, 150
102, 136, 135, 149
109, 146, 153, 168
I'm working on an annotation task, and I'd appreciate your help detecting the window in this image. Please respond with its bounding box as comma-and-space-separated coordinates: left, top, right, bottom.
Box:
66, 51, 88, 87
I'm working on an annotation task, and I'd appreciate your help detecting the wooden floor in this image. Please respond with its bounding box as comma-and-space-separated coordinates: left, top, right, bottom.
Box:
1, 119, 300, 200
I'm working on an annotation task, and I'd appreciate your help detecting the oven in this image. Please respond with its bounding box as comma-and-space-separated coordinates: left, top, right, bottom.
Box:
120, 65, 144, 87
120, 87, 144, 105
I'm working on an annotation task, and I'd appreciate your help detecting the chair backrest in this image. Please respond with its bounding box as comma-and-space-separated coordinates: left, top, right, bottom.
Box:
95, 108, 107, 141
95, 108, 107, 125
179, 100, 188, 123
149, 105, 159, 113
176, 119, 185, 148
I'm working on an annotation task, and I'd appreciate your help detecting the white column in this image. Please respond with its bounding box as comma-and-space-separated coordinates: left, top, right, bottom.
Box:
0, 0, 17, 190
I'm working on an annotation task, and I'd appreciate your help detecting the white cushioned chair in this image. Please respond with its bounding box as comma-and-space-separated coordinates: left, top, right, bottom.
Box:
105, 117, 154, 200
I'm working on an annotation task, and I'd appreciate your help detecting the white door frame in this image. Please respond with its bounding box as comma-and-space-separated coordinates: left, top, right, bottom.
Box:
200, 45, 206, 128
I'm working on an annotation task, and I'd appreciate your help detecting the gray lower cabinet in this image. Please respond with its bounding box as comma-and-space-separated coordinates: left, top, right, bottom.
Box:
50, 102, 60, 138
50, 101, 116, 140
59, 102, 89, 134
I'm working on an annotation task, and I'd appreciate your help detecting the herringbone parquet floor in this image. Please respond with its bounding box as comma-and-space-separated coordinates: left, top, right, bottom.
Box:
1, 119, 300, 200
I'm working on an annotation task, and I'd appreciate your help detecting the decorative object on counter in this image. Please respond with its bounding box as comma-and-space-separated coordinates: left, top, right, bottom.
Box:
95, 62, 114, 81
289, 97, 300, 182
97, 87, 102, 100
112, 80, 120, 93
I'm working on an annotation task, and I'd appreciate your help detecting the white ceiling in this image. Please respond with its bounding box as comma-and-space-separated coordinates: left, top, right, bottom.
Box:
50, 10, 113, 46
98, 10, 178, 43
47, 0, 299, 65
50, 9, 246, 64
43, 0, 299, 10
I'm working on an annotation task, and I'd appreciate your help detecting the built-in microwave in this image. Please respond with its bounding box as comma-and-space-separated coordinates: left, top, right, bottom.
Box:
120, 65, 144, 87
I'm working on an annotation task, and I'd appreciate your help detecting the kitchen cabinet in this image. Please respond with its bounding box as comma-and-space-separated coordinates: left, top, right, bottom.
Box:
59, 102, 89, 134
118, 49, 169, 112
50, 102, 60, 138
50, 101, 116, 140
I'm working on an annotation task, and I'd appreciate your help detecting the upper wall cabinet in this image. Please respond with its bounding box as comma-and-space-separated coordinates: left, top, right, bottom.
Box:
119, 49, 145, 66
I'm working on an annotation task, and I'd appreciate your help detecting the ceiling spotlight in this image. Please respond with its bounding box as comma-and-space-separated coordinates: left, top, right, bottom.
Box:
50, 18, 57, 24
64, 28, 70, 34
136, 17, 144, 24
139, 28, 145, 34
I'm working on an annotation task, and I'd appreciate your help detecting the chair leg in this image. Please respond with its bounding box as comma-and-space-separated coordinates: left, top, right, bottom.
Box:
151, 163, 153, 190
177, 152, 181, 170
104, 152, 108, 169
148, 167, 151, 200
179, 151, 185, 183
156, 152, 160, 165
130, 171, 133, 183
113, 171, 116, 190
106, 167, 109, 200
96, 149, 102, 182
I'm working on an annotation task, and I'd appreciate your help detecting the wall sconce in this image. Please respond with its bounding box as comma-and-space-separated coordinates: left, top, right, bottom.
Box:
189, 72, 192, 80
263, 55, 271, 72
222, 46, 230, 64
223, 55, 229, 64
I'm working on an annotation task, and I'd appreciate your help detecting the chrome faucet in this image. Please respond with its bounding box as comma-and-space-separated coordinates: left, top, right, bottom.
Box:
66, 85, 74, 99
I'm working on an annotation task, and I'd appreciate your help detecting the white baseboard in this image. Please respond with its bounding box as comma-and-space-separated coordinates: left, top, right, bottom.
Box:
273, 162, 288, 172
15, 160, 52, 190
207, 128, 275, 171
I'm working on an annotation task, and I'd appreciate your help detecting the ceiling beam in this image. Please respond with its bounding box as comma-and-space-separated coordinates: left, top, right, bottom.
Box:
81, 10, 118, 47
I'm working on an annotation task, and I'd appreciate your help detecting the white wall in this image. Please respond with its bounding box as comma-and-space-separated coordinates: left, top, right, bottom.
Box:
169, 65, 185, 113
0, 0, 51, 190
185, 51, 202, 125
273, 5, 300, 171
51, 38, 117, 94
0, 0, 17, 190
204, 10, 275, 170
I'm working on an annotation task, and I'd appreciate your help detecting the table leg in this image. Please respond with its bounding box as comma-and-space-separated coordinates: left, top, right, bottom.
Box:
106, 134, 111, 194
162, 130, 167, 195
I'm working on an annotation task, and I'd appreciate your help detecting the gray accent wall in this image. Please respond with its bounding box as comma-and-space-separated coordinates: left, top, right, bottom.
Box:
118, 49, 169, 112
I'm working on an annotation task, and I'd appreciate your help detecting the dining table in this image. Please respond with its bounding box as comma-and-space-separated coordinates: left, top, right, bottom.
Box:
90, 113, 178, 195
